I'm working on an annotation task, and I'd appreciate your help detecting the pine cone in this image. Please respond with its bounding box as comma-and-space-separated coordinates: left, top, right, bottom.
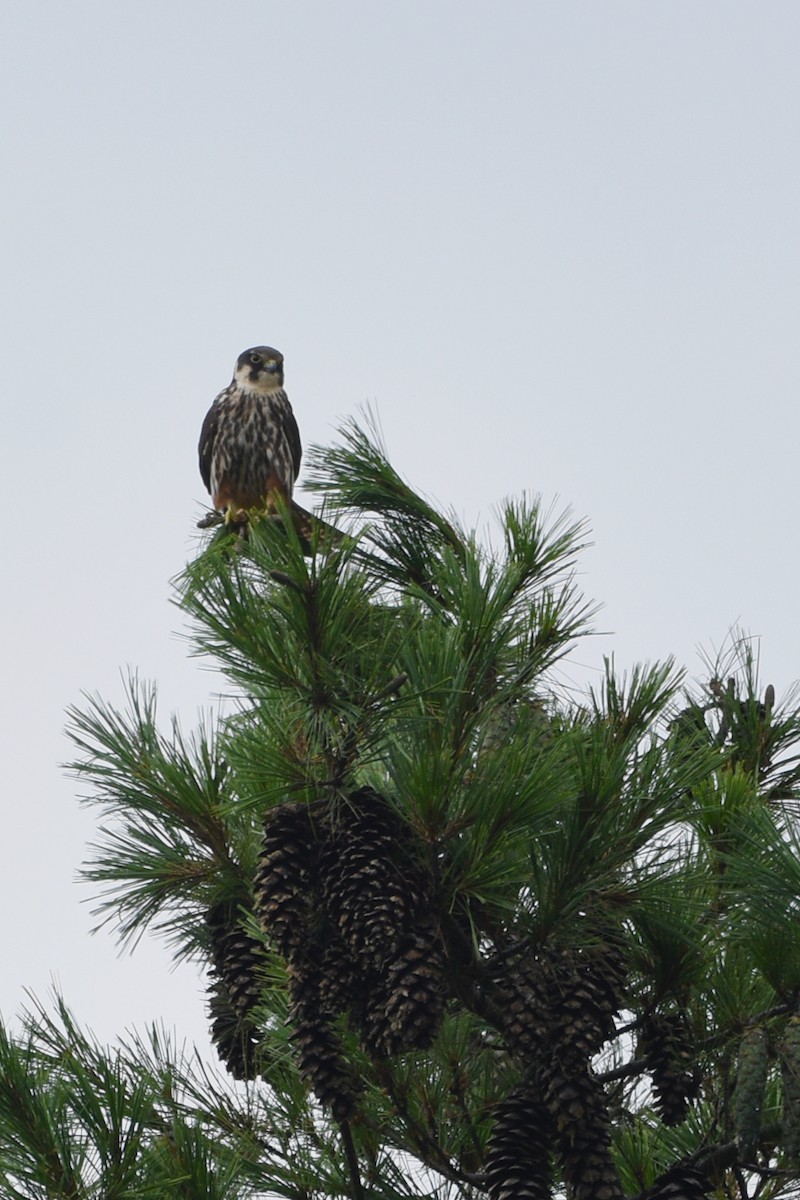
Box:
542, 1063, 623, 1200
207, 978, 261, 1080
254, 801, 320, 960
495, 941, 624, 1065
489, 937, 626, 1198
316, 931, 365, 1020
359, 981, 399, 1058
493, 962, 550, 1061
545, 945, 624, 1064
320, 788, 420, 971
780, 1014, 800, 1163
485, 1077, 553, 1200
640, 1011, 700, 1126
381, 926, 445, 1053
206, 901, 264, 1019
733, 1025, 768, 1161
638, 1163, 711, 1200
356, 925, 445, 1056
287, 955, 360, 1120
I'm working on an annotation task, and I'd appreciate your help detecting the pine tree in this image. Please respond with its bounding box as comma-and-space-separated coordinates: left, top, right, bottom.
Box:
2, 419, 800, 1198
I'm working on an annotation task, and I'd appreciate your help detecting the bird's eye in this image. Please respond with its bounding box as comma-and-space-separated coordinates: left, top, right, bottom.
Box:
249, 353, 262, 365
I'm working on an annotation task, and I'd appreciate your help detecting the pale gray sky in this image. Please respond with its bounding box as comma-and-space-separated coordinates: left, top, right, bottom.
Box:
2, 1, 799, 1050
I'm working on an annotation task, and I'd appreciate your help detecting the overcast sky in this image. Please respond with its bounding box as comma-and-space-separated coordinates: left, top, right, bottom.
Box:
2, 1, 799, 1053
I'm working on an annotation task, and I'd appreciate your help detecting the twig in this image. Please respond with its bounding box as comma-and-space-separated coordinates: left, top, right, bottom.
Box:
597, 1056, 650, 1084
370, 1061, 482, 1189
337, 1119, 364, 1200
371, 674, 408, 703
269, 570, 305, 593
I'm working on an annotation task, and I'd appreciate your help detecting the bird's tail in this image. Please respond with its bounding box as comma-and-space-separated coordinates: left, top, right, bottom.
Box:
288, 499, 344, 550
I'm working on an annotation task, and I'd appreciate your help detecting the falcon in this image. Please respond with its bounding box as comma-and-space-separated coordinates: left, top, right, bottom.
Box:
198, 346, 302, 523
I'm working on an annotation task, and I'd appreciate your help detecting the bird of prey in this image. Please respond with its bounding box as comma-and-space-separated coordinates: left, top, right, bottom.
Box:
198, 346, 302, 524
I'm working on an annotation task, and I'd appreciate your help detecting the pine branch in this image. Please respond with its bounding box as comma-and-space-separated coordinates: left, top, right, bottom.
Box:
66, 676, 248, 957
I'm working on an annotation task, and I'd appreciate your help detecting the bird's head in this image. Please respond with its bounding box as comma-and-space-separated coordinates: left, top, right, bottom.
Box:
234, 346, 285, 392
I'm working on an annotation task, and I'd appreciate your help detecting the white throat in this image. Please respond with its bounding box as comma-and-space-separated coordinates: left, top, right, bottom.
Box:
234, 369, 284, 395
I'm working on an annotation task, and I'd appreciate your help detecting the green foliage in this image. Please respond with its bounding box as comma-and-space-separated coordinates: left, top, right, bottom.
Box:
8, 420, 800, 1198
66, 680, 247, 959
0, 995, 392, 1200
0, 997, 251, 1200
